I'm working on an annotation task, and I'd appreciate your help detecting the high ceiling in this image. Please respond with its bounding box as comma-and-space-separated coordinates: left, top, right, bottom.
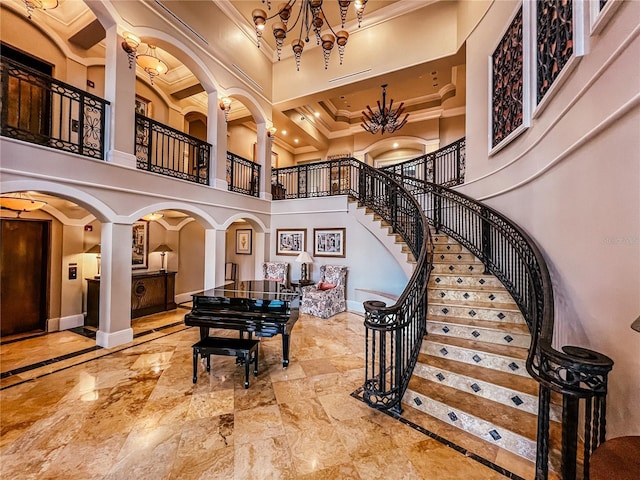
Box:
3, 0, 465, 155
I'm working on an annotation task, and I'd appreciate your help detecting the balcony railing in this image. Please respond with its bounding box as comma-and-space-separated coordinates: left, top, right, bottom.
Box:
135, 114, 210, 185
226, 152, 260, 197
380, 137, 466, 187
0, 57, 109, 160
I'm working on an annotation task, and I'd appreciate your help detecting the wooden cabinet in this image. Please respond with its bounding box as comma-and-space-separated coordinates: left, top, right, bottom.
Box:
86, 271, 177, 327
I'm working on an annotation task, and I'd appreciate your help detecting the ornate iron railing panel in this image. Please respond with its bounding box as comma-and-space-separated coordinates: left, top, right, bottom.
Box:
226, 152, 260, 197
272, 158, 353, 199
380, 137, 466, 187
135, 114, 210, 185
0, 57, 109, 160
395, 176, 613, 480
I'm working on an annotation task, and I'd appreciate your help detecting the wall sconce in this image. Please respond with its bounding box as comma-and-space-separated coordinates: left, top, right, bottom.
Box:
219, 97, 232, 122
85, 244, 101, 278
121, 31, 141, 68
23, 0, 58, 19
152, 244, 173, 272
267, 126, 277, 138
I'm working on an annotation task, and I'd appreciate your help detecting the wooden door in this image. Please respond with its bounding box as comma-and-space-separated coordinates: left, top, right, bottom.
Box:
0, 219, 50, 336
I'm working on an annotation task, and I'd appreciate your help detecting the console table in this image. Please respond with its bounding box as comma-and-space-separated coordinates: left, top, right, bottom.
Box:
85, 271, 177, 327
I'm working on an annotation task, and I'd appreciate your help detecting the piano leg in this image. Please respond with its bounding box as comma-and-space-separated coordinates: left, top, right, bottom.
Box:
199, 326, 209, 340
282, 333, 290, 368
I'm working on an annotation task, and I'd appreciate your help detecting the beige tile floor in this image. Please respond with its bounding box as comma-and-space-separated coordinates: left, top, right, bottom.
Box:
1, 309, 521, 479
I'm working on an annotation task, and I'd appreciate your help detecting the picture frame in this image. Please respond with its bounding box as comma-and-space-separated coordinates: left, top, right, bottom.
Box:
313, 228, 346, 258
236, 229, 253, 255
276, 229, 306, 256
135, 95, 150, 117
132, 220, 149, 269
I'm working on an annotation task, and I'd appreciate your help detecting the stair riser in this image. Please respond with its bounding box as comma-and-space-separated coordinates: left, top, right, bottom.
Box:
431, 274, 505, 289
428, 289, 517, 307
432, 263, 485, 274
422, 341, 529, 377
432, 243, 466, 253
427, 322, 530, 348
404, 389, 537, 462
433, 253, 481, 264
412, 363, 561, 422
428, 304, 524, 324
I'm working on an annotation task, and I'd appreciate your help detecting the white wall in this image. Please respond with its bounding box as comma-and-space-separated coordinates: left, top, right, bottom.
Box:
462, 0, 640, 438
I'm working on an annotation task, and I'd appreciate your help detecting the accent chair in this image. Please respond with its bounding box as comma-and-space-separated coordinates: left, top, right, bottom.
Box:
300, 265, 348, 319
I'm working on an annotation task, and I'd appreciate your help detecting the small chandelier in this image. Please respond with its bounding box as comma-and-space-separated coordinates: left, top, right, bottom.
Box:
121, 34, 168, 85
361, 84, 409, 135
0, 192, 47, 217
219, 97, 232, 122
141, 212, 164, 222
252, 0, 368, 71
23, 0, 58, 19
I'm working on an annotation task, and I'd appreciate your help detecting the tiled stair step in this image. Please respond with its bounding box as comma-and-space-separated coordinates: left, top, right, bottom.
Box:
432, 252, 482, 264
428, 302, 525, 324
432, 241, 467, 253
431, 262, 487, 274
427, 318, 531, 348
423, 334, 529, 377
403, 377, 562, 463
431, 273, 505, 290
413, 353, 562, 422
428, 287, 517, 309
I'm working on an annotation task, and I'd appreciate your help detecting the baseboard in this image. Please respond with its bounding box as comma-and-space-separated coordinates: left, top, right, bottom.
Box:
96, 328, 133, 348
46, 317, 60, 332
59, 314, 84, 330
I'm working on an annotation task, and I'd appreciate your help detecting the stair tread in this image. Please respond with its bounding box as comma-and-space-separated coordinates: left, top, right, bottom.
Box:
425, 334, 529, 360
407, 376, 561, 443
427, 316, 530, 334
417, 353, 539, 396
429, 301, 522, 314
428, 297, 518, 311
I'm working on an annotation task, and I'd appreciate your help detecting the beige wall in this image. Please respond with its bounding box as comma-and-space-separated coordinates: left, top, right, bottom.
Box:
176, 220, 205, 296
462, 0, 640, 438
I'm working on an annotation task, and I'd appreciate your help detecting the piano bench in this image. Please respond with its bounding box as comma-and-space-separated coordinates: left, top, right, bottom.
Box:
192, 336, 259, 388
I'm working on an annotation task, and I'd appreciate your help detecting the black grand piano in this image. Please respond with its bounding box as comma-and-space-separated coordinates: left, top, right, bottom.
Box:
184, 280, 299, 367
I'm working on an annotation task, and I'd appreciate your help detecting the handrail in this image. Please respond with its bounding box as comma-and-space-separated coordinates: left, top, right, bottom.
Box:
226, 151, 261, 197
135, 114, 210, 185
380, 137, 466, 187
394, 176, 613, 480
0, 56, 110, 160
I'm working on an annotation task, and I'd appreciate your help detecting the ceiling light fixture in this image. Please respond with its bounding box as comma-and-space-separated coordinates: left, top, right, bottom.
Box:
22, 0, 58, 19
141, 212, 164, 222
121, 35, 168, 85
361, 84, 409, 135
252, 0, 368, 71
219, 97, 232, 122
0, 192, 47, 216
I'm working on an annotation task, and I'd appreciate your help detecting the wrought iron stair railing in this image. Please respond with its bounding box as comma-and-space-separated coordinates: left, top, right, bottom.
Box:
0, 56, 109, 160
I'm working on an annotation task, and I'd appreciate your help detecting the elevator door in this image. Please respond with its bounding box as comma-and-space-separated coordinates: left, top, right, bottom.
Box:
0, 219, 50, 336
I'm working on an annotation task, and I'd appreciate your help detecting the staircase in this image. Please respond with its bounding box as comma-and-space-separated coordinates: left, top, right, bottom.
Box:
397, 231, 564, 478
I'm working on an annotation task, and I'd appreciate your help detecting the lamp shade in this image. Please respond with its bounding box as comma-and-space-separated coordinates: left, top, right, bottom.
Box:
85, 244, 101, 254
295, 251, 314, 264
152, 244, 173, 253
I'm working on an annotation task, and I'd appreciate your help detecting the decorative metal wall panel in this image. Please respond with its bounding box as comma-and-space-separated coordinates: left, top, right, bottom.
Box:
537, 0, 574, 104
491, 7, 524, 149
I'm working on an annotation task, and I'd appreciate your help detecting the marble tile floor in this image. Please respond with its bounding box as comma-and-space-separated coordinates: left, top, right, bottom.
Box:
2, 309, 531, 479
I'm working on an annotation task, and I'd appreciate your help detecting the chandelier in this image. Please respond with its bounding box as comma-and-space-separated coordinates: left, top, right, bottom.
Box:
121, 33, 168, 85
252, 0, 368, 71
0, 192, 47, 216
361, 84, 409, 135
22, 0, 58, 19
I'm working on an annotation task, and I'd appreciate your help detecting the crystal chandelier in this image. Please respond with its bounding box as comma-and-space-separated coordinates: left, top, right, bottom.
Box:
252, 0, 368, 71
361, 84, 409, 135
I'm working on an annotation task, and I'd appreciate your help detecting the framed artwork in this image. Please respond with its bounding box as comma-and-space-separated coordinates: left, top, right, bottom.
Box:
313, 228, 346, 258
132, 220, 149, 269
488, 4, 530, 154
276, 229, 306, 256
236, 229, 252, 255
135, 95, 150, 117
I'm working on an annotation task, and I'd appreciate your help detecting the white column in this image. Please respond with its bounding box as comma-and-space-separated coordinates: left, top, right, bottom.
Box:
96, 222, 134, 348
203, 228, 218, 290
207, 91, 228, 190
104, 25, 136, 167
256, 122, 271, 200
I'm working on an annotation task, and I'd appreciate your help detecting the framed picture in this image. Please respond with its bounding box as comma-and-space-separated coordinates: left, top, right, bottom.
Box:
276, 229, 306, 256
313, 228, 346, 258
236, 229, 252, 255
135, 95, 150, 117
132, 220, 149, 269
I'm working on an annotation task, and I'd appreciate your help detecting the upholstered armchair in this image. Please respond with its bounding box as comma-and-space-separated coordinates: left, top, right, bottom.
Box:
300, 265, 348, 319
262, 262, 289, 290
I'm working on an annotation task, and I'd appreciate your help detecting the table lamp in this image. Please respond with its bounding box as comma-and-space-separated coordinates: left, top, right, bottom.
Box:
295, 251, 314, 281
85, 244, 101, 278
152, 244, 173, 271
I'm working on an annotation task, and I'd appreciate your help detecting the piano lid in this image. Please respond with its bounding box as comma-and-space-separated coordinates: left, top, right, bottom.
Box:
196, 280, 299, 303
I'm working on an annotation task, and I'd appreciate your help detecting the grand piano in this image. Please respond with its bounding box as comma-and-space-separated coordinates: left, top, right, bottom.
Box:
184, 280, 299, 367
